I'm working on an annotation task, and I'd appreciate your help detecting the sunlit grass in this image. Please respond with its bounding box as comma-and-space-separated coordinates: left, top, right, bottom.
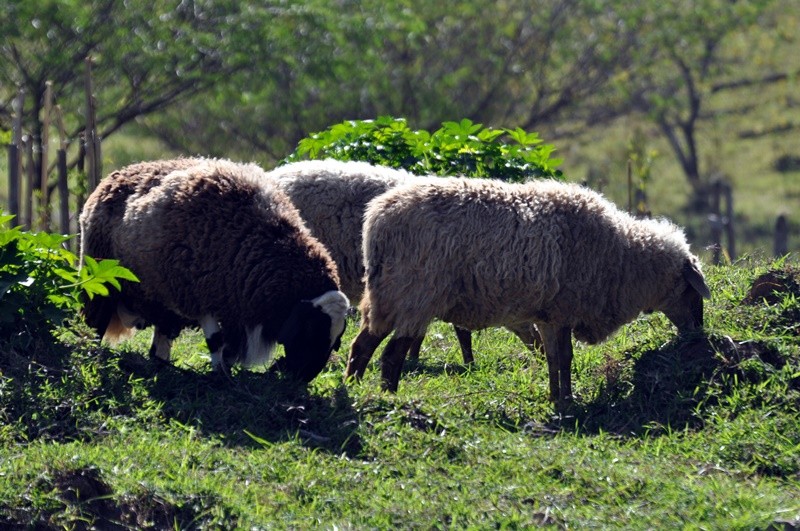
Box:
1, 259, 799, 527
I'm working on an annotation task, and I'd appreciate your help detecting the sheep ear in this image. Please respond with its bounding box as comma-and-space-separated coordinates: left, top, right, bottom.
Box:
278, 302, 309, 344
683, 260, 711, 299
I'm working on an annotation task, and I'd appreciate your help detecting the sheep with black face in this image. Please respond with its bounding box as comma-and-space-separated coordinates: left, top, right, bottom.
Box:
80, 158, 349, 381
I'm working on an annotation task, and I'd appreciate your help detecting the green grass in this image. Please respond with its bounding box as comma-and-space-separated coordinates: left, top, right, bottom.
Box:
1, 260, 799, 528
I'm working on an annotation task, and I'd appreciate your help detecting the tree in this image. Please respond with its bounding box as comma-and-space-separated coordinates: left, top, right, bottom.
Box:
144, 0, 373, 162
0, 0, 272, 179
147, 0, 639, 165
610, 0, 778, 207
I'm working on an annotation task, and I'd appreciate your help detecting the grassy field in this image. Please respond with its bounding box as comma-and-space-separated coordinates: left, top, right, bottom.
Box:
1, 260, 798, 528
1, 8, 799, 528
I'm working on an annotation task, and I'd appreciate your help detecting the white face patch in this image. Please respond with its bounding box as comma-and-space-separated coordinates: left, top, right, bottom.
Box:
312, 290, 350, 348
242, 324, 277, 368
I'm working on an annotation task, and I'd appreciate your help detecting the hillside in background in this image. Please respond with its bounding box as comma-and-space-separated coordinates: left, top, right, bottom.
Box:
548, 53, 800, 260
1, 0, 798, 258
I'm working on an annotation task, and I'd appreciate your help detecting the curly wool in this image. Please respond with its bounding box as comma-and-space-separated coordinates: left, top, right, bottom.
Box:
362, 177, 703, 344
270, 159, 430, 301
79, 157, 209, 268
109, 159, 341, 340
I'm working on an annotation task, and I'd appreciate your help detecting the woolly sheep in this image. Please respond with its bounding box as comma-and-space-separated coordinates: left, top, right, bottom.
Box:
80, 157, 205, 359
80, 158, 349, 381
268, 159, 542, 363
269, 160, 414, 302
345, 177, 710, 401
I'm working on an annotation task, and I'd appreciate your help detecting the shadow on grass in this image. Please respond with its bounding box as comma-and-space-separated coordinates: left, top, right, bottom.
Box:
0, 463, 240, 530
0, 329, 361, 456
0, 332, 137, 444
560, 333, 791, 436
119, 351, 362, 455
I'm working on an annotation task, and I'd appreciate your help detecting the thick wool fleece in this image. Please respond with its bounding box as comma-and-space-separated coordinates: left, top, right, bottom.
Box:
79, 157, 208, 267
271, 159, 430, 302
362, 177, 705, 343
106, 160, 341, 341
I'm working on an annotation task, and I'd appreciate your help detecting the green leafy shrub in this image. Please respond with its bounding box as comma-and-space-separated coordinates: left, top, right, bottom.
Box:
285, 116, 563, 181
0, 213, 138, 348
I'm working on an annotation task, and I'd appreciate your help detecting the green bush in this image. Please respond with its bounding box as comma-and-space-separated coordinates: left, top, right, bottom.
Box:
285, 116, 563, 181
0, 213, 138, 348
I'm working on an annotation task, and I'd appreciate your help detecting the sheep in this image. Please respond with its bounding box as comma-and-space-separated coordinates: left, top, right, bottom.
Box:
268, 159, 542, 363
79, 158, 350, 381
268, 160, 414, 302
79, 157, 206, 360
345, 177, 710, 402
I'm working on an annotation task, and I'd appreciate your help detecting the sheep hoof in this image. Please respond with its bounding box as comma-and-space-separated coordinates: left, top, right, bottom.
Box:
380, 379, 399, 394
554, 395, 576, 415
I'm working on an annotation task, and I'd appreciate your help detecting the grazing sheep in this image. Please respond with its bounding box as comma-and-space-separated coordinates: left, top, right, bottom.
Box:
269, 159, 541, 363
80, 158, 349, 381
269, 160, 415, 302
345, 177, 710, 401
79, 157, 206, 359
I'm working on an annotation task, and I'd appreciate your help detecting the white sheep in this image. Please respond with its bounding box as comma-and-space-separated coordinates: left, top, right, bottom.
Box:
345, 177, 710, 401
79, 158, 349, 381
269, 160, 414, 302
269, 159, 542, 363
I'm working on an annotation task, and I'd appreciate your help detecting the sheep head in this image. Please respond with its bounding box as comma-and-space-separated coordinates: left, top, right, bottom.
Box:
275, 290, 349, 382
659, 260, 711, 334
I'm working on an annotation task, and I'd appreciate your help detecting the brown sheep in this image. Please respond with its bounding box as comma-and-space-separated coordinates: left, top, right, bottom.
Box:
80, 158, 349, 381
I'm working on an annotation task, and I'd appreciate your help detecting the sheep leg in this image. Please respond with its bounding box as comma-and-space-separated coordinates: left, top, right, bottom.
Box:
148, 316, 186, 363
406, 337, 425, 361
506, 322, 544, 355
200, 316, 226, 371
453, 325, 473, 364
380, 335, 416, 393
539, 323, 573, 402
557, 328, 574, 403
345, 326, 389, 380
148, 330, 173, 362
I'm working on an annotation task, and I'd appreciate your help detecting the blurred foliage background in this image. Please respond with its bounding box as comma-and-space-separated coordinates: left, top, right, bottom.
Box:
1, 0, 798, 254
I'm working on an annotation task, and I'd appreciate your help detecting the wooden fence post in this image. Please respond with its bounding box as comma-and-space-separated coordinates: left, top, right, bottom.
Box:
24, 135, 36, 231
723, 182, 735, 261
627, 159, 633, 215
6, 142, 18, 221
7, 89, 23, 222
774, 214, 788, 257
40, 80, 53, 231
708, 178, 735, 264
709, 180, 723, 264
55, 105, 70, 240
84, 56, 100, 193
